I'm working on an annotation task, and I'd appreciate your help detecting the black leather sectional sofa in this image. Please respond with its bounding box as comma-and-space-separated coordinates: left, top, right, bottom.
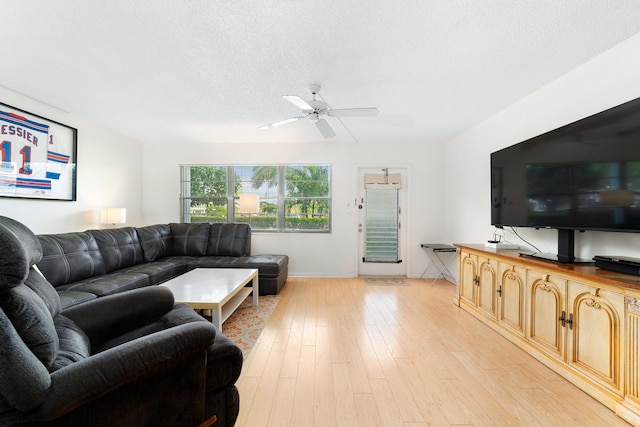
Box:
0, 216, 244, 426
35, 222, 289, 311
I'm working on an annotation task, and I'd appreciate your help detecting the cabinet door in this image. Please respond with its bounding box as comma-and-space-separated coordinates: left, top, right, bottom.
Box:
498, 263, 525, 336
459, 252, 477, 306
567, 281, 624, 396
477, 257, 498, 318
625, 296, 640, 405
527, 271, 566, 361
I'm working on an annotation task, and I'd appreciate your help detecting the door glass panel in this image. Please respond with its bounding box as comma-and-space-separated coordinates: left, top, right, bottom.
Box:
364, 188, 399, 262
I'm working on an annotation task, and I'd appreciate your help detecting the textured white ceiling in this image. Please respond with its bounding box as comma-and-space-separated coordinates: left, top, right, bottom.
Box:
2, 1, 640, 145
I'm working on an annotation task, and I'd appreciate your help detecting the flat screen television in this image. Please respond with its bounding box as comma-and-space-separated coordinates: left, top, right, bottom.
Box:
491, 96, 640, 263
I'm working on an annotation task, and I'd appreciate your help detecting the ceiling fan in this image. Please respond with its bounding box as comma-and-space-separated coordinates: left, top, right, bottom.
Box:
259, 84, 379, 138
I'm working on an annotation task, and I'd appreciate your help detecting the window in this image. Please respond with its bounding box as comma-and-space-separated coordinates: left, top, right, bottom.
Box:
180, 164, 331, 232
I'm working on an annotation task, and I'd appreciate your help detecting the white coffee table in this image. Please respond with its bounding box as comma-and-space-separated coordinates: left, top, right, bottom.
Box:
161, 268, 259, 330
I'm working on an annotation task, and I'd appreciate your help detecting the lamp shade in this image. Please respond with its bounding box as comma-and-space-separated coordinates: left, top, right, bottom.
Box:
238, 194, 260, 214
100, 208, 127, 225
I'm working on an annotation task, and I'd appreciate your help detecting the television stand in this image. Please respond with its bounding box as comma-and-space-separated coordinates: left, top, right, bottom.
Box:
519, 229, 593, 264
519, 251, 593, 264
456, 243, 640, 425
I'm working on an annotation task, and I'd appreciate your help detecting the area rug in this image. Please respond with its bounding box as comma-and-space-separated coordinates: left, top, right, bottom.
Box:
222, 294, 280, 357
360, 276, 409, 286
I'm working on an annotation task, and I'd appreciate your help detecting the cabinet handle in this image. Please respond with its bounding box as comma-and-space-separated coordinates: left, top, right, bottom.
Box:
558, 311, 574, 329
497, 286, 502, 296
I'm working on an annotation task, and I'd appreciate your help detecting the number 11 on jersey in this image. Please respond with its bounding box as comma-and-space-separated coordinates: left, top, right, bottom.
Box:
1, 140, 33, 175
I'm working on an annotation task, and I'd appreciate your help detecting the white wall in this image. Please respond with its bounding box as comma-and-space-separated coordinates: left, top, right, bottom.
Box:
445, 33, 640, 261
8, 33, 638, 277
0, 88, 144, 233
142, 140, 447, 277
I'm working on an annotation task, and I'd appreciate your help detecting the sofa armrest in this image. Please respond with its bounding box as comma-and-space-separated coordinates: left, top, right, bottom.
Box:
62, 286, 175, 346
206, 331, 243, 392
24, 321, 216, 424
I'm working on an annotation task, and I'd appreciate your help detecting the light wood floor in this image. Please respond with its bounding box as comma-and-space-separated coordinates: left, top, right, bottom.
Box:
235, 277, 630, 426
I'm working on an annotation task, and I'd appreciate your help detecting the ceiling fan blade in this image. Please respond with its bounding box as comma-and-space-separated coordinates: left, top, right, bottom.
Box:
315, 118, 336, 138
327, 107, 379, 117
258, 116, 305, 130
283, 95, 313, 111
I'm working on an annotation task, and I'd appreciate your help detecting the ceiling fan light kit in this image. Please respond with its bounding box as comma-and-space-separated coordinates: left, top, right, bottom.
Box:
259, 84, 379, 139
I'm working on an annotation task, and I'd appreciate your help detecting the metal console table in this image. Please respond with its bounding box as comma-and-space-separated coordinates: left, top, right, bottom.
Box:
420, 243, 457, 285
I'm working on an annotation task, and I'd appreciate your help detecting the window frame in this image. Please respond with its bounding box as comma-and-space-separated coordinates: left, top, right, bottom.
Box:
180, 164, 332, 233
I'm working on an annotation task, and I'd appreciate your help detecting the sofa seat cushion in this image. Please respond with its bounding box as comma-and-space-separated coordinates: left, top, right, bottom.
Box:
58, 291, 97, 311
189, 255, 288, 277
119, 261, 186, 285
57, 272, 151, 299
187, 255, 288, 296
243, 255, 288, 277
188, 256, 251, 269
158, 255, 197, 266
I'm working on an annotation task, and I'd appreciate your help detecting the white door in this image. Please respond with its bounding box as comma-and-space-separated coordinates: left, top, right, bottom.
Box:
358, 167, 407, 276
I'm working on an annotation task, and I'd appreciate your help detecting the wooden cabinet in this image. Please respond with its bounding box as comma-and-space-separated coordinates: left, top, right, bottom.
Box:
456, 244, 640, 426
567, 281, 624, 396
625, 297, 640, 413
459, 251, 476, 306
527, 271, 624, 395
497, 262, 525, 336
459, 252, 524, 336
459, 251, 498, 319
477, 257, 499, 318
527, 270, 566, 361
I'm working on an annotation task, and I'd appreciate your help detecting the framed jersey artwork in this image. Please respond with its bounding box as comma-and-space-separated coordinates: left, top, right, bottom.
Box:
0, 103, 77, 201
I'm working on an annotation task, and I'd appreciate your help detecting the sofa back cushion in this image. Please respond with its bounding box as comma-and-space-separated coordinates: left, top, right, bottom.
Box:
170, 223, 210, 256
0, 216, 62, 371
24, 266, 62, 319
0, 284, 58, 369
50, 315, 90, 372
0, 308, 52, 411
37, 232, 106, 287
206, 223, 251, 256
89, 227, 145, 273
0, 215, 43, 288
135, 224, 174, 262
